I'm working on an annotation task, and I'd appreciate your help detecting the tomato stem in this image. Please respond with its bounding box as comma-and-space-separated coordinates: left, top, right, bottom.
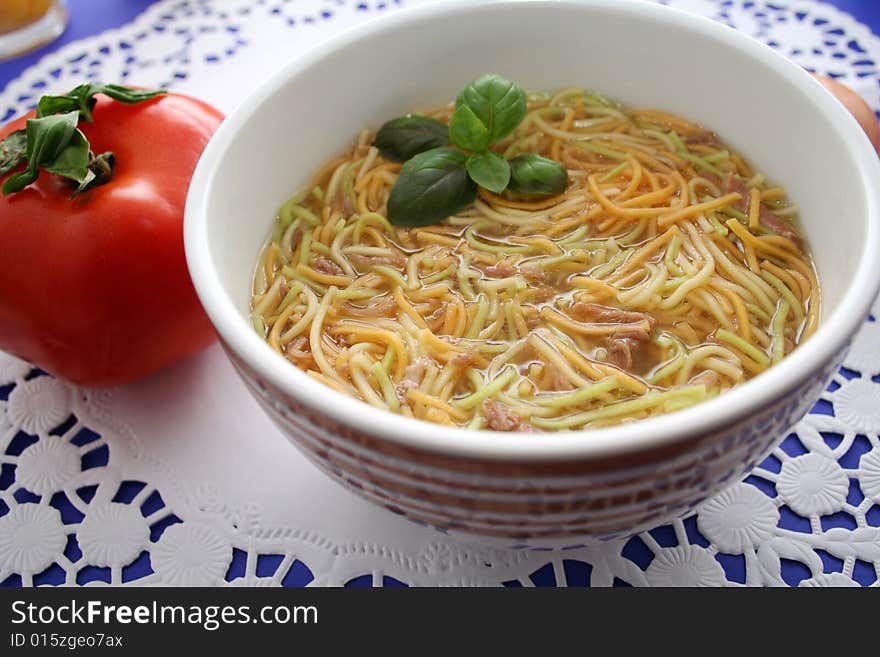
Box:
71, 151, 115, 198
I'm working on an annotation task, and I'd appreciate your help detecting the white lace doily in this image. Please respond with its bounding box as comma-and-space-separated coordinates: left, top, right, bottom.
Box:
1, 0, 879, 587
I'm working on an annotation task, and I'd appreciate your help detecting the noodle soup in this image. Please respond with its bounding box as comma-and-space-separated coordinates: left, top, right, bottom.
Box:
251, 87, 818, 432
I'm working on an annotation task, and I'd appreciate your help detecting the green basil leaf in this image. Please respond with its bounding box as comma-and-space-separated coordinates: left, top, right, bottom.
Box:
37, 83, 165, 122
456, 74, 527, 145
26, 112, 79, 162
44, 128, 94, 192
507, 153, 568, 196
466, 151, 510, 194
374, 115, 449, 162
36, 95, 80, 118
92, 84, 166, 105
449, 104, 490, 152
0, 129, 27, 177
387, 147, 476, 227
2, 111, 80, 195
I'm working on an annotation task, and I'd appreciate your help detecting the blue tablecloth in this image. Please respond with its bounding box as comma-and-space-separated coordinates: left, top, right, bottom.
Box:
0, 0, 156, 88
4, 1, 880, 90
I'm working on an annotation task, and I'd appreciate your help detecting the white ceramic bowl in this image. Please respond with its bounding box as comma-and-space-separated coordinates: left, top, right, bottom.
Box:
185, 0, 880, 546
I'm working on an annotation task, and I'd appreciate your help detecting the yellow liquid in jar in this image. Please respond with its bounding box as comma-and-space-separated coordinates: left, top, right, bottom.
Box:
0, 0, 54, 35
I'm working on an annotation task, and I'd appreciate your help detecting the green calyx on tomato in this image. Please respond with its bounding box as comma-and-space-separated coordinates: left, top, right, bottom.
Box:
0, 84, 164, 197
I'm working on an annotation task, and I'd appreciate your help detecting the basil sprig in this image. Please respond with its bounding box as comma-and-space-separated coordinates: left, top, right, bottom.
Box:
2, 112, 86, 195
0, 84, 165, 197
377, 75, 569, 227
37, 84, 164, 123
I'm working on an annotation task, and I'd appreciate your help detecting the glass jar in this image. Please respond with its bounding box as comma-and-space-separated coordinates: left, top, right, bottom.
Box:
0, 0, 67, 61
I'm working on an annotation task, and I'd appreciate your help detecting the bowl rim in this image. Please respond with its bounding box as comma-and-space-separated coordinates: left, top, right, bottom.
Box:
184, 0, 880, 463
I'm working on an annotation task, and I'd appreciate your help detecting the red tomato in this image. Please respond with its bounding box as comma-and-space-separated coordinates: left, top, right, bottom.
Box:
813, 73, 880, 152
0, 93, 223, 385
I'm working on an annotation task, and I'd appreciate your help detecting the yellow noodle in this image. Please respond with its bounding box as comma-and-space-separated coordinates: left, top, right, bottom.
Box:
252, 85, 817, 432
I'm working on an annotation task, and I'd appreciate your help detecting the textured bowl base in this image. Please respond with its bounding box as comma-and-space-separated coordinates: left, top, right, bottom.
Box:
230, 336, 840, 545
